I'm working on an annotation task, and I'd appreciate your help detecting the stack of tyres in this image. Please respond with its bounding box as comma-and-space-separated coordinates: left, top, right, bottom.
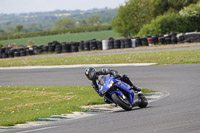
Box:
14, 49, 20, 57
147, 37, 154, 46
171, 33, 178, 44
71, 42, 79, 52
177, 33, 185, 43
97, 41, 102, 50
141, 38, 148, 46
152, 35, 159, 44
0, 48, 2, 58
79, 41, 84, 51
48, 42, 55, 53
26, 48, 34, 56
159, 37, 166, 44
120, 39, 125, 48
84, 41, 90, 51
125, 38, 132, 48
62, 42, 71, 53
0, 48, 8, 58
89, 40, 97, 50
165, 35, 171, 44
42, 45, 49, 53
55, 44, 62, 54
108, 39, 114, 49
114, 39, 121, 49
135, 38, 142, 47
19, 48, 26, 56
8, 48, 14, 58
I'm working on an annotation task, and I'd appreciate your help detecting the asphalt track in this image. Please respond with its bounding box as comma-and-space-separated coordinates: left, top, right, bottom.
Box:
1, 64, 200, 133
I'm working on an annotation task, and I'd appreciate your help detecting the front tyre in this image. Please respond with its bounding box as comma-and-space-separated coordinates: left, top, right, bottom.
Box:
111, 93, 132, 111
138, 93, 148, 108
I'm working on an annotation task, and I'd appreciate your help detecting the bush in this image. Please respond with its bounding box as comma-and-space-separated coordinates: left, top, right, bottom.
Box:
179, 4, 200, 32
137, 3, 200, 37
137, 13, 187, 37
0, 42, 3, 48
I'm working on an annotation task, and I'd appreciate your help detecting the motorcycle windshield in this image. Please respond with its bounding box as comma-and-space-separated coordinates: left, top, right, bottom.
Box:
98, 75, 107, 86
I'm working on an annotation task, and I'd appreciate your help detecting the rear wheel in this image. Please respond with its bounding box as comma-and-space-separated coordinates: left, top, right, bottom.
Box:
111, 93, 132, 111
138, 94, 148, 108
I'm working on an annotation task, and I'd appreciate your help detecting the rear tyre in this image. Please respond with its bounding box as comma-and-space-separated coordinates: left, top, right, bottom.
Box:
111, 93, 132, 111
138, 94, 148, 108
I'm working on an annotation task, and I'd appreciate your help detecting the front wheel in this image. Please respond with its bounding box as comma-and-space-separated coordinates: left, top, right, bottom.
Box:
111, 93, 132, 111
138, 93, 148, 108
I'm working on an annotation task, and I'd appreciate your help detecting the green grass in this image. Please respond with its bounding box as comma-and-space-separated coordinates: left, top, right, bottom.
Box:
0, 86, 103, 126
0, 86, 151, 126
0, 49, 200, 67
0, 30, 120, 46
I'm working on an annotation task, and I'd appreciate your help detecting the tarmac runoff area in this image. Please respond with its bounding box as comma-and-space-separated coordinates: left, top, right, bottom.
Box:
0, 91, 169, 131
0, 63, 157, 70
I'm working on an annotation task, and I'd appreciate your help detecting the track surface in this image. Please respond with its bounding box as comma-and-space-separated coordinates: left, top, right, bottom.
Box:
1, 64, 200, 133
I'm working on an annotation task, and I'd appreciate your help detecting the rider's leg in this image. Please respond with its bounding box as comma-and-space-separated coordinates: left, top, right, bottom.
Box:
121, 75, 141, 91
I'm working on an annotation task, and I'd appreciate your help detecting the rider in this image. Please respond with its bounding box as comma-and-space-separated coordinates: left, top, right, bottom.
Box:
85, 67, 141, 99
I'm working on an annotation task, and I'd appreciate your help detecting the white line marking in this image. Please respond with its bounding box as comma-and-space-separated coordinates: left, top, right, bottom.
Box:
15, 126, 59, 133
0, 63, 157, 70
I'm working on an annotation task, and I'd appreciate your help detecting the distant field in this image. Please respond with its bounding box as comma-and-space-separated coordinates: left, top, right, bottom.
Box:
0, 30, 120, 46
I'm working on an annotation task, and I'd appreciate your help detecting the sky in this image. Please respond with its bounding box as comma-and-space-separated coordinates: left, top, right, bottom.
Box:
0, 0, 126, 14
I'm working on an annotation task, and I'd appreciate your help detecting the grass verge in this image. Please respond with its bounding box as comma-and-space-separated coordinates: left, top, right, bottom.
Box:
0, 49, 200, 67
0, 86, 150, 126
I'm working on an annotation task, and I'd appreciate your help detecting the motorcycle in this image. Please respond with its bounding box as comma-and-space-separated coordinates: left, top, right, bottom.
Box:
98, 74, 148, 111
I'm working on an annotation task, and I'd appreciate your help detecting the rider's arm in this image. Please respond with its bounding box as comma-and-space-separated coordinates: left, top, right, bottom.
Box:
92, 80, 103, 97
97, 68, 120, 78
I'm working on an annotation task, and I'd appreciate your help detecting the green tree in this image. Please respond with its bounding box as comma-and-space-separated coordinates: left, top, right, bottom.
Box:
53, 18, 75, 30
87, 15, 101, 26
168, 0, 199, 11
137, 13, 186, 37
16, 24, 24, 32
112, 0, 154, 37
179, 3, 200, 32
78, 20, 88, 27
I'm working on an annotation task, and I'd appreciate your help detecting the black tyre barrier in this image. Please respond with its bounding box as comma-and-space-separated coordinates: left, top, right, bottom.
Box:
26, 49, 34, 56
97, 41, 102, 50
171, 36, 178, 44
108, 39, 114, 49
8, 49, 14, 58
55, 44, 62, 54
84, 41, 90, 51
89, 40, 98, 50
42, 45, 49, 52
71, 42, 79, 52
165, 36, 171, 44
14, 51, 20, 57
135, 38, 142, 47
79, 41, 84, 51
141, 38, 148, 46
120, 39, 125, 48
159, 37, 166, 44
19, 48, 27, 56
125, 38, 132, 48
178, 35, 185, 43
152, 35, 159, 44
2, 53, 8, 58
62, 42, 71, 52
114, 39, 121, 49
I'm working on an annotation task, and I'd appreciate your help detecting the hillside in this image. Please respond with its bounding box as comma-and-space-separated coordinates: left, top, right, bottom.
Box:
0, 8, 118, 33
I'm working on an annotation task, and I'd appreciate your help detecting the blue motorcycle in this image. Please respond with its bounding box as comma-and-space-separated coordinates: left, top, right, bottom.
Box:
98, 74, 148, 111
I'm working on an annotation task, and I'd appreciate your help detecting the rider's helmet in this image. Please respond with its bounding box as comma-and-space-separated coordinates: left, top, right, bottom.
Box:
85, 67, 96, 80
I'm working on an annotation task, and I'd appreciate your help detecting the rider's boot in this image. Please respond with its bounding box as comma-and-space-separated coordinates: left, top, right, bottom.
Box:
131, 85, 141, 92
